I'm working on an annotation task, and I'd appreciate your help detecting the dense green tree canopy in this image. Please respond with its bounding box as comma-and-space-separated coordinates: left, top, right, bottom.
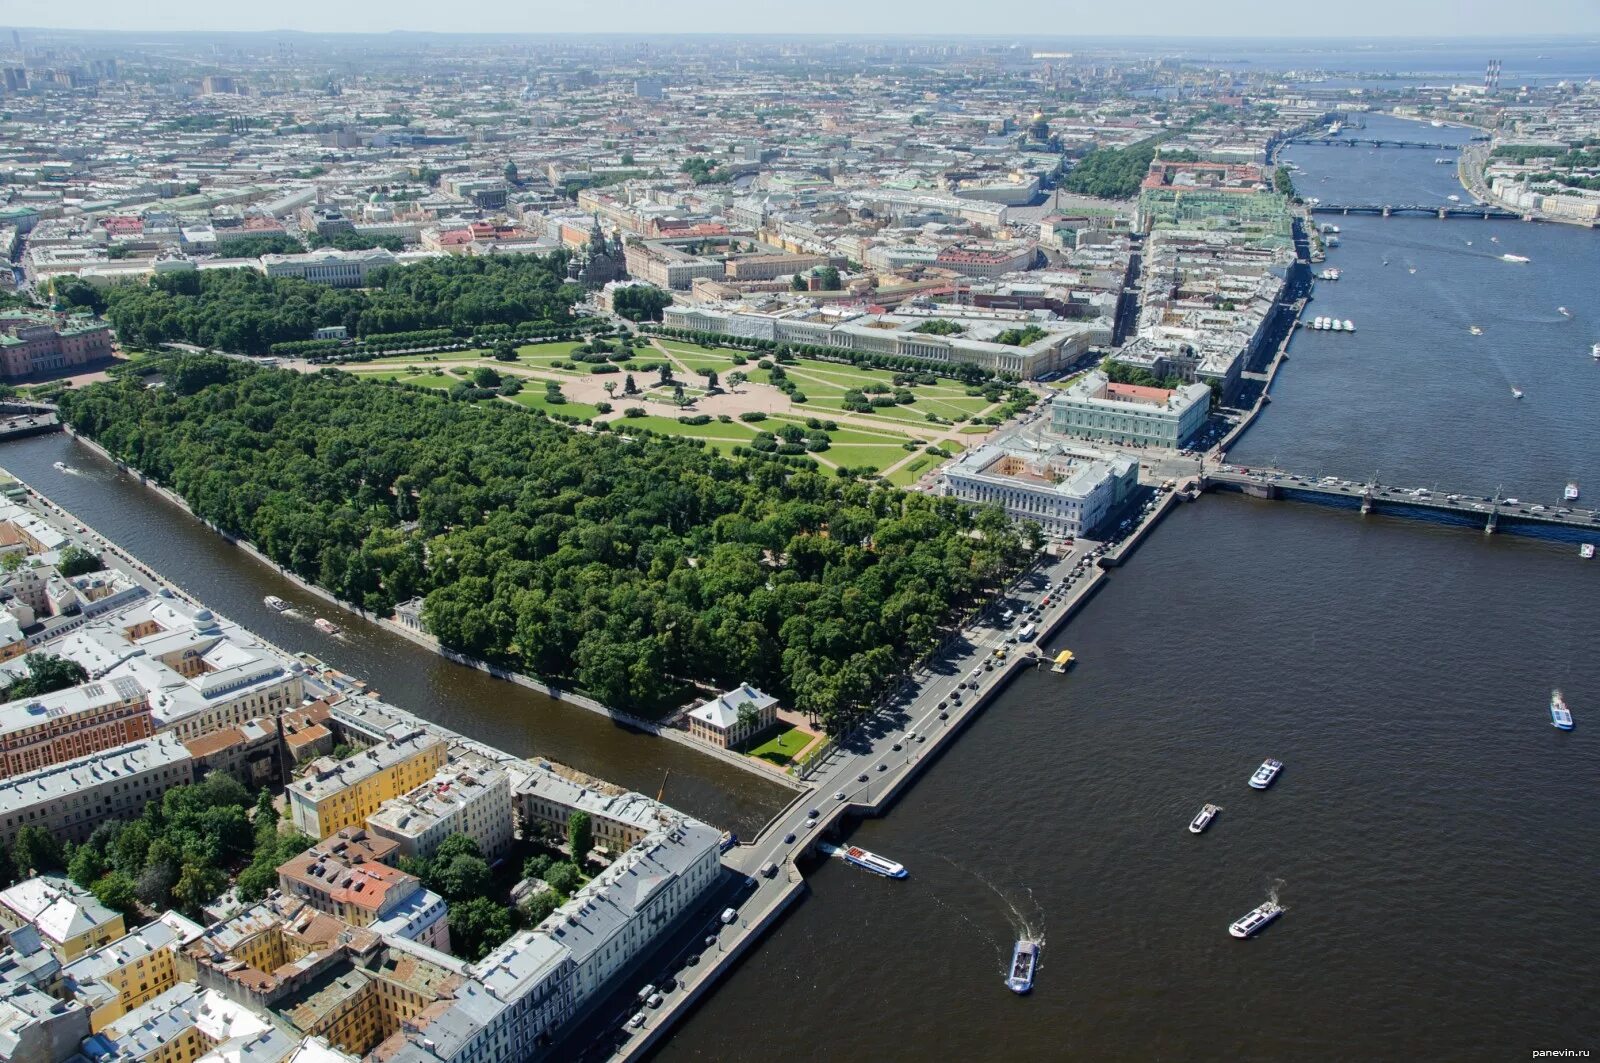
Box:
1062, 142, 1158, 199
63, 356, 1027, 729
103, 253, 583, 354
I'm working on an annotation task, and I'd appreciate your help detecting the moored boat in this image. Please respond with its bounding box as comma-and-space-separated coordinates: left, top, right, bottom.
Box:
1189, 803, 1220, 834
1564, 482, 1579, 502
313, 618, 341, 636
1007, 939, 1040, 994
1051, 650, 1076, 673
1248, 758, 1282, 790
264, 595, 289, 611
1229, 902, 1284, 939
1550, 689, 1573, 730
842, 845, 907, 879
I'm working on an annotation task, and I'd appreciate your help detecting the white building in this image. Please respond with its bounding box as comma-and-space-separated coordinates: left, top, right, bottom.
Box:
942, 439, 1137, 539
686, 683, 777, 749
1050, 369, 1211, 449
366, 762, 515, 864
0, 736, 194, 851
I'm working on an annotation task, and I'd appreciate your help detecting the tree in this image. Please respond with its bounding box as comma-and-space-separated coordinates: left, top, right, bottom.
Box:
705, 370, 719, 391
0, 842, 13, 888
521, 889, 560, 925
57, 545, 104, 578
522, 853, 554, 882
471, 366, 501, 389
727, 371, 746, 391
173, 860, 225, 916
431, 852, 492, 902
735, 700, 763, 742
542, 860, 582, 897
137, 860, 179, 909
492, 341, 518, 362
449, 896, 516, 961
567, 811, 593, 864
623, 373, 638, 395
791, 273, 807, 291
13, 826, 62, 875
5, 654, 88, 701
815, 266, 841, 291
92, 871, 139, 916
68, 845, 108, 890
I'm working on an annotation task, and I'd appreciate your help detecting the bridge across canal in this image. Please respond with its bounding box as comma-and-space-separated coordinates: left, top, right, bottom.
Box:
1310, 203, 1524, 220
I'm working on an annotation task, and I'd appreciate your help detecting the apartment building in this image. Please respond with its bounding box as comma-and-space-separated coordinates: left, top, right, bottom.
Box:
276, 844, 448, 952
56, 912, 205, 1031
0, 983, 89, 1063
0, 877, 126, 961
512, 764, 664, 857
366, 762, 514, 864
0, 674, 153, 779
0, 735, 194, 851
724, 252, 828, 281
287, 730, 448, 840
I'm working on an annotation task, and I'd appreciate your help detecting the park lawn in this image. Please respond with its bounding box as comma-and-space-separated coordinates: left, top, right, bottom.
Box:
958, 424, 996, 435
939, 439, 966, 455
766, 415, 911, 446
652, 339, 737, 359
887, 455, 936, 487
746, 726, 814, 767
363, 348, 489, 364
617, 415, 759, 440
356, 370, 457, 389
513, 341, 586, 363
505, 391, 601, 419
825, 443, 921, 472
914, 394, 995, 419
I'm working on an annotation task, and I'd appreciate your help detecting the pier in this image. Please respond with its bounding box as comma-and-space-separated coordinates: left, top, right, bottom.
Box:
1206, 467, 1598, 539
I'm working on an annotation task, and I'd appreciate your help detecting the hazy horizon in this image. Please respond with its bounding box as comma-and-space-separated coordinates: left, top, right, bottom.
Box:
6, 1, 1600, 40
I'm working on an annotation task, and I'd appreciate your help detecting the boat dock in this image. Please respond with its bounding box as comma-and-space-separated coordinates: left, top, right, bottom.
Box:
1206, 467, 1600, 538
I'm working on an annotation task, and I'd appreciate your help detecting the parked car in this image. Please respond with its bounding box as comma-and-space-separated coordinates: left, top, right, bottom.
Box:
629, 1012, 647, 1029
720, 908, 739, 924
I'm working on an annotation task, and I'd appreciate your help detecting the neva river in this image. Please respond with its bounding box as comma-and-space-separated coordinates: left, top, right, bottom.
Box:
2, 113, 1596, 1062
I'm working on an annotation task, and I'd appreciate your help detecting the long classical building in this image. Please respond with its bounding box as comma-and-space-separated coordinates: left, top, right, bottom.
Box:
365, 762, 514, 864
0, 675, 153, 779
1050, 370, 1211, 449
941, 439, 1137, 539
0, 735, 194, 850
662, 303, 1108, 379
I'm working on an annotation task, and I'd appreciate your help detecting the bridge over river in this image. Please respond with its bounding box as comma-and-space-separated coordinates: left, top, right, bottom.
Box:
1206, 467, 1599, 540
1310, 202, 1524, 220
1285, 135, 1486, 150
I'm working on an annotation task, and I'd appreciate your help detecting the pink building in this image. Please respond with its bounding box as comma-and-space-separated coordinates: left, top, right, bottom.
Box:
0, 311, 114, 381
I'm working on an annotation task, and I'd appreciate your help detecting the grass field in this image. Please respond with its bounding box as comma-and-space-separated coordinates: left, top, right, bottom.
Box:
355, 369, 457, 389
887, 455, 936, 487
618, 415, 758, 440
505, 390, 601, 419
746, 726, 814, 767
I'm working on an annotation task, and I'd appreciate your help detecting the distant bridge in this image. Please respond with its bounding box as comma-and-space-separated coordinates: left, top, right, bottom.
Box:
1285, 136, 1485, 150
1206, 468, 1598, 540
1310, 203, 1524, 220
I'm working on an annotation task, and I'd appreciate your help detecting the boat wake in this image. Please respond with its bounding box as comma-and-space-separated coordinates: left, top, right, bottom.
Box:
1265, 878, 1289, 912
922, 851, 1046, 957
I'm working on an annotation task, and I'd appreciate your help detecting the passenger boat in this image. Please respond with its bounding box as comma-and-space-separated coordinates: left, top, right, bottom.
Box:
1248, 758, 1283, 790
313, 618, 341, 636
1591, 343, 1600, 359
1511, 387, 1524, 400
1550, 689, 1573, 731
1564, 482, 1579, 502
1006, 939, 1040, 994
1582, 544, 1596, 560
1229, 902, 1284, 939
52, 461, 68, 471
1469, 325, 1483, 336
842, 846, 908, 879
1500, 253, 1531, 263
1189, 803, 1220, 834
264, 595, 289, 611
1558, 306, 1570, 316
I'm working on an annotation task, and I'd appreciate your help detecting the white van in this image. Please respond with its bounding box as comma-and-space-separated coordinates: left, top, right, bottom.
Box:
1017, 623, 1037, 641
1000, 608, 1015, 624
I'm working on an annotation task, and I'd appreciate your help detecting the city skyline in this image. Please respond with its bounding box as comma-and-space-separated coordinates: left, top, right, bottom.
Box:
7, 1, 1600, 38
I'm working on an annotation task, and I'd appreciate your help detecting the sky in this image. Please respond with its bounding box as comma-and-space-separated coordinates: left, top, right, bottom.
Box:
9, 0, 1600, 38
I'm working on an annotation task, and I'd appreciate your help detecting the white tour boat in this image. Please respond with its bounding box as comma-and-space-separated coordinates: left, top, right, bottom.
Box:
1007, 939, 1041, 994
1248, 758, 1283, 790
1500, 253, 1530, 263
314, 618, 341, 636
1189, 804, 1221, 834
264, 595, 289, 612
1565, 482, 1580, 502
1550, 689, 1574, 731
1229, 901, 1284, 939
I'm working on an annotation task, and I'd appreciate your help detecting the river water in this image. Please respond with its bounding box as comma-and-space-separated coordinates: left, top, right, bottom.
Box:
5, 111, 1598, 1060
